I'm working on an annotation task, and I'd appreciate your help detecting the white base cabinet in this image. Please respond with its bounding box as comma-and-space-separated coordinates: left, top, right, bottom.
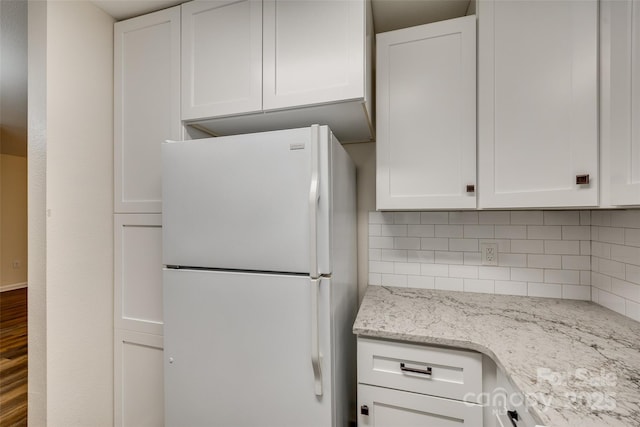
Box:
478, 0, 598, 208
357, 337, 483, 427
376, 16, 477, 210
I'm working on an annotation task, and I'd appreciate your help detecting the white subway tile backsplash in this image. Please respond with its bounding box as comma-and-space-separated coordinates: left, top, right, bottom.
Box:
479, 211, 511, 224
435, 277, 464, 291
528, 254, 562, 269
528, 225, 562, 240
464, 279, 495, 294
421, 263, 449, 277
394, 237, 421, 250
407, 275, 435, 289
562, 285, 591, 300
407, 225, 435, 237
511, 210, 543, 225
544, 269, 580, 285
394, 212, 420, 224
435, 251, 464, 265
381, 249, 407, 262
562, 226, 591, 240
394, 262, 421, 275
367, 209, 640, 321
479, 266, 510, 280
421, 212, 449, 224
381, 274, 408, 287
511, 239, 544, 254
450, 265, 479, 279
495, 225, 527, 239
369, 236, 394, 249
562, 255, 590, 271
528, 282, 562, 298
449, 211, 479, 224
544, 211, 580, 225
421, 238, 449, 251
381, 224, 407, 237
495, 280, 528, 296
435, 225, 464, 238
544, 240, 580, 255
449, 238, 479, 252
511, 267, 544, 282
407, 250, 435, 263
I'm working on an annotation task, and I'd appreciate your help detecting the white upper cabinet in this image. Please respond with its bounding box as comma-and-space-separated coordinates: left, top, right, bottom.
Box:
376, 16, 477, 210
181, 0, 373, 143
606, 0, 640, 205
478, 0, 598, 208
263, 0, 365, 110
114, 6, 181, 213
181, 0, 262, 120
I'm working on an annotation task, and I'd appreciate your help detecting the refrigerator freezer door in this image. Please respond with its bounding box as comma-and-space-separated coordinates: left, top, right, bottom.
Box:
164, 269, 333, 427
162, 127, 331, 274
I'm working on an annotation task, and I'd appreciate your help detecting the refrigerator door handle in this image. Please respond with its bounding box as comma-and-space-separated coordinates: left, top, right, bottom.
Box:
309, 124, 320, 280
310, 277, 323, 396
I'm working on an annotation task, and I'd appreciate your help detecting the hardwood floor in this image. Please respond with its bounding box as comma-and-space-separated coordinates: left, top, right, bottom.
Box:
0, 288, 27, 427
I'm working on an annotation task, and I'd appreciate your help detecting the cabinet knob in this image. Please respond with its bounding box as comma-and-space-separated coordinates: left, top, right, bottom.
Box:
360, 405, 369, 416
576, 174, 590, 185
466, 184, 475, 193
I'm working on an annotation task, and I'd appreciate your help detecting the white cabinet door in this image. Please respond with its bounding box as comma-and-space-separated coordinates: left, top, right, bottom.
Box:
114, 214, 163, 335
376, 16, 476, 210
608, 0, 640, 205
358, 384, 483, 427
181, 0, 262, 120
478, 0, 598, 208
114, 330, 164, 427
262, 0, 366, 111
114, 6, 180, 213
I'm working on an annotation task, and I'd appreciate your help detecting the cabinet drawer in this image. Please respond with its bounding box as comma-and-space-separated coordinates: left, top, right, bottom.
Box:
358, 383, 483, 427
358, 337, 482, 401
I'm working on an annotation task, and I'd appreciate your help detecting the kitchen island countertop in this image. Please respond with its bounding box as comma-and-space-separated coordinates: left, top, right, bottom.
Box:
353, 285, 640, 427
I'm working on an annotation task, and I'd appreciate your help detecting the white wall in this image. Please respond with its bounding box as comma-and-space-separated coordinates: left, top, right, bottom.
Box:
28, 0, 115, 425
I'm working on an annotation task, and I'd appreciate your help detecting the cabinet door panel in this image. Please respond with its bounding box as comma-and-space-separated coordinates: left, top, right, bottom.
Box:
114, 214, 163, 335
609, 0, 640, 205
478, 0, 598, 208
263, 0, 365, 110
181, 0, 262, 120
358, 384, 483, 427
114, 330, 164, 427
376, 16, 476, 210
114, 6, 180, 213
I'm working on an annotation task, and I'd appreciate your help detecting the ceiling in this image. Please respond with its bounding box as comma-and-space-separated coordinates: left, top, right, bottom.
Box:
0, 0, 471, 158
93, 0, 473, 33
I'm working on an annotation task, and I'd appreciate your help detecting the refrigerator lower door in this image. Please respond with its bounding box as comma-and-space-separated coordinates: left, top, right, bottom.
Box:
162, 126, 331, 275
164, 268, 333, 427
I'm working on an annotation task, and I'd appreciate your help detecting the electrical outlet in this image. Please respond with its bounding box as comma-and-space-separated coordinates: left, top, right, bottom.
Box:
12, 260, 20, 269
481, 243, 498, 266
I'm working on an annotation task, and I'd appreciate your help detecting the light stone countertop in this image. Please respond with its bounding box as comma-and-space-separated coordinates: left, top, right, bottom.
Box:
353, 285, 640, 427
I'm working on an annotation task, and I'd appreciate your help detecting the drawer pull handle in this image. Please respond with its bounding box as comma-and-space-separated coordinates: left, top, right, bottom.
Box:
400, 362, 432, 376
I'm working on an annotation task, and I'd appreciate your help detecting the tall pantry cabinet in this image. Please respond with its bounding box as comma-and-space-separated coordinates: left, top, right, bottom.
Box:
113, 6, 180, 426
477, 0, 599, 208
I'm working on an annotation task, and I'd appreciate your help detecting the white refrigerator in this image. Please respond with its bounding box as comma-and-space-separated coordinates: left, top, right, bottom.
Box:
162, 125, 357, 427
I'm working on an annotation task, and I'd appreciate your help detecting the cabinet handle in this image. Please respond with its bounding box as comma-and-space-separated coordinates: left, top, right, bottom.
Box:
400, 362, 432, 376
360, 405, 369, 416
466, 184, 475, 193
576, 174, 590, 185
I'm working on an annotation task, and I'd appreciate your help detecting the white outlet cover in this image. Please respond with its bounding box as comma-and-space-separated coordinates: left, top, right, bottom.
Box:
481, 243, 498, 266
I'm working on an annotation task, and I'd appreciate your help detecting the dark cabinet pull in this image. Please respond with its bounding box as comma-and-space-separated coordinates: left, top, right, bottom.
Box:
576, 174, 590, 185
360, 405, 369, 416
400, 362, 432, 376
466, 184, 475, 193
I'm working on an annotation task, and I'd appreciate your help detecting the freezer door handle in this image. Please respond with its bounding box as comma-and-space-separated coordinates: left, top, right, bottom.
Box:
308, 124, 320, 280
310, 277, 323, 396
